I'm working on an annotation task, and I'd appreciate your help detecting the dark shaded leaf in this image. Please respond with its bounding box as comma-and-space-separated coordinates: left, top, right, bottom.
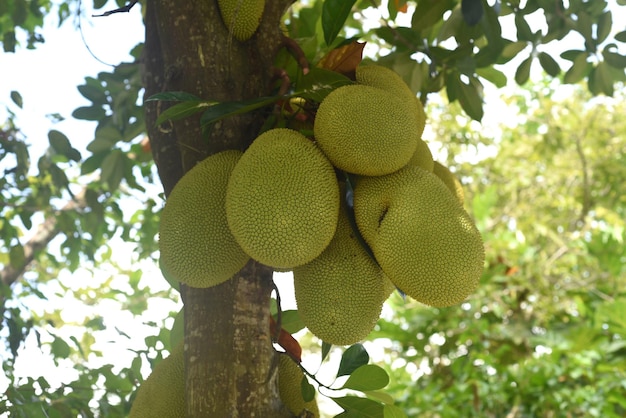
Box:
200, 96, 280, 129
461, 0, 483, 26
154, 101, 213, 126
322, 0, 357, 45
515, 55, 533, 85
563, 52, 590, 83
321, 341, 332, 363
412, 0, 455, 31
596, 11, 612, 44
337, 343, 369, 377
10, 91, 23, 108
538, 52, 560, 76
72, 106, 106, 121
297, 67, 353, 103
456, 76, 484, 121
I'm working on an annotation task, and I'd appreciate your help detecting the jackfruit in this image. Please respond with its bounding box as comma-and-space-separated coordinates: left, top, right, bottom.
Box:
217, 0, 265, 41
407, 138, 434, 172
314, 84, 421, 176
433, 161, 465, 204
355, 64, 426, 139
277, 354, 320, 417
294, 194, 387, 345
129, 343, 184, 418
159, 150, 250, 288
354, 165, 484, 307
226, 128, 340, 269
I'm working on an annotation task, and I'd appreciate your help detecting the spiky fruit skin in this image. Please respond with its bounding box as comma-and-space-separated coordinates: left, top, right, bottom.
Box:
159, 150, 250, 288
217, 0, 265, 41
314, 84, 420, 176
277, 355, 320, 417
294, 196, 387, 345
355, 64, 426, 140
354, 166, 484, 307
407, 138, 434, 172
226, 128, 340, 269
129, 343, 184, 418
433, 161, 465, 204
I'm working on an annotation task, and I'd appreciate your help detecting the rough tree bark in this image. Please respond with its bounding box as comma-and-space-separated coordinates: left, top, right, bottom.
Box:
142, 0, 294, 416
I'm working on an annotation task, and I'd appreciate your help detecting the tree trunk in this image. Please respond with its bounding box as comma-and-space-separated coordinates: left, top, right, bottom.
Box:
142, 0, 293, 416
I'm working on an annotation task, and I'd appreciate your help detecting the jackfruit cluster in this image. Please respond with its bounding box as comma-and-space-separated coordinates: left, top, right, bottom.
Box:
156, 63, 483, 348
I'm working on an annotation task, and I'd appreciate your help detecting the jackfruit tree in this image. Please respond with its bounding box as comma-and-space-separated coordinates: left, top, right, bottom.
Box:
1, 0, 626, 417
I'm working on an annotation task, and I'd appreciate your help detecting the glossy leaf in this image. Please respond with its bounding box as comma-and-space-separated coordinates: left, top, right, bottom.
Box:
322, 0, 357, 45
337, 343, 369, 377
333, 396, 384, 417
342, 365, 389, 391
317, 41, 365, 76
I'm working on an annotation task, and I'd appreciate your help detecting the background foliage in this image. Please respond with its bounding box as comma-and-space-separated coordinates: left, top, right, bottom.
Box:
1, 0, 625, 416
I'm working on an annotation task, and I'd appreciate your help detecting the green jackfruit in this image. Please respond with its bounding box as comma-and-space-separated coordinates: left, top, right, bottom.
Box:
407, 138, 434, 172
226, 128, 340, 269
314, 84, 421, 176
277, 355, 319, 417
159, 150, 250, 288
294, 193, 387, 345
354, 165, 484, 307
129, 343, 184, 418
217, 0, 265, 41
433, 161, 465, 204
356, 64, 426, 139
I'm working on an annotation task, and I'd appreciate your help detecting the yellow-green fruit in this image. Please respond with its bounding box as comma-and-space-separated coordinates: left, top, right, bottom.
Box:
277, 355, 320, 417
226, 128, 339, 269
433, 161, 465, 204
159, 150, 250, 288
217, 0, 265, 41
314, 84, 420, 176
354, 166, 484, 307
294, 197, 387, 345
407, 138, 434, 172
129, 343, 184, 418
356, 64, 426, 139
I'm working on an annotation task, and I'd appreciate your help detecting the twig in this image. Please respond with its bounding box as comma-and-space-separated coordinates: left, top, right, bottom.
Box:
93, 0, 139, 17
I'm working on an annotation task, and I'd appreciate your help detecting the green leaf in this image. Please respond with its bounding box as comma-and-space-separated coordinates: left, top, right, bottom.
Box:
515, 55, 532, 85
170, 308, 184, 349
100, 150, 126, 191
412, 0, 455, 32
461, 0, 483, 26
603, 48, 626, 69
49, 164, 70, 190
273, 310, 305, 334
563, 52, 590, 83
333, 396, 384, 417
500, 41, 528, 61
10, 90, 23, 108
321, 341, 332, 363
9, 244, 25, 270
515, 14, 533, 41
146, 91, 202, 102
383, 404, 407, 418
476, 67, 507, 88
154, 101, 214, 126
322, 0, 356, 45
301, 375, 316, 403
538, 52, 560, 76
51, 337, 71, 359
615, 30, 626, 43
337, 343, 369, 377
342, 365, 389, 391
72, 106, 106, 121
596, 11, 612, 43
77, 83, 107, 105
81, 152, 108, 175
48, 130, 81, 162
456, 76, 484, 121
589, 61, 614, 96
200, 96, 280, 129
297, 67, 353, 103
364, 390, 395, 405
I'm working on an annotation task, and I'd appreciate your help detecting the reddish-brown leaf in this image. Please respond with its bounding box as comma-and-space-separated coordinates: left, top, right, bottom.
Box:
269, 315, 302, 363
317, 41, 366, 79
